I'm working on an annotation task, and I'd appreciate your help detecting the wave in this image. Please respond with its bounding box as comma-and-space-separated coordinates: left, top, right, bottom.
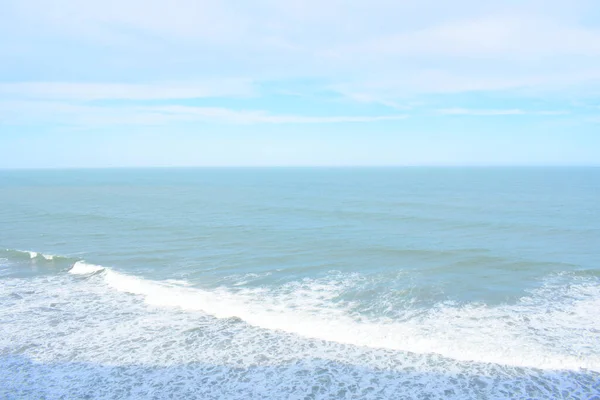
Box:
68, 261, 105, 275
63, 261, 600, 372
4, 248, 599, 372
3, 249, 61, 261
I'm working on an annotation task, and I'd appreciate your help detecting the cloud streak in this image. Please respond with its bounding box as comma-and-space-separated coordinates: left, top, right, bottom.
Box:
0, 81, 255, 101
151, 105, 407, 124
0, 1, 598, 140
332, 16, 600, 60
4, 0, 600, 97
438, 108, 570, 116
0, 101, 407, 127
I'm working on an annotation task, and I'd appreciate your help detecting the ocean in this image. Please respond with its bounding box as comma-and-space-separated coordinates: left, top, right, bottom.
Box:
1, 167, 599, 399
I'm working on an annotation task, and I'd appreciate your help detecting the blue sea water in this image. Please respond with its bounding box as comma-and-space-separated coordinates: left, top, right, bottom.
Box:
1, 167, 599, 399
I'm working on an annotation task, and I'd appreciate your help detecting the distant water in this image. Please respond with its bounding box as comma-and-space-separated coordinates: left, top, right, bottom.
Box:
1, 167, 599, 399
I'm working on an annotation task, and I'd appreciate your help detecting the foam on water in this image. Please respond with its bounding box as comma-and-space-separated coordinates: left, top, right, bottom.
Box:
164, 279, 193, 286
69, 261, 105, 275
10, 249, 56, 261
91, 264, 600, 372
1, 261, 599, 399
3, 250, 599, 373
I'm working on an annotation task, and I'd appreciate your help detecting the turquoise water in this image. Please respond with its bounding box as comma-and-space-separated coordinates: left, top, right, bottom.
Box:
1, 167, 599, 399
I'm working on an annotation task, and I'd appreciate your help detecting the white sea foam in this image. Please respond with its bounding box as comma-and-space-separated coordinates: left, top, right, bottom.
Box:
68, 261, 105, 275
95, 267, 600, 372
6, 252, 600, 371
230, 272, 273, 286
164, 279, 192, 286
13, 250, 56, 261
2, 269, 598, 400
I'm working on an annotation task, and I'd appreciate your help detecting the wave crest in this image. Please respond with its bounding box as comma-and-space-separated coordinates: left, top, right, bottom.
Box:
92, 266, 600, 372
69, 261, 105, 275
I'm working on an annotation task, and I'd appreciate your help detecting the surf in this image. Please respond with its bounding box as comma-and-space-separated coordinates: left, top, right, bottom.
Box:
64, 258, 600, 372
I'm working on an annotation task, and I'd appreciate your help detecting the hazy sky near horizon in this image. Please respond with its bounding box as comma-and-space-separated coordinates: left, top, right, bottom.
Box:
1, 0, 600, 168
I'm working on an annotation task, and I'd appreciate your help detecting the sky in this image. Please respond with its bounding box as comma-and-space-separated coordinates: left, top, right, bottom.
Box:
1, 0, 600, 168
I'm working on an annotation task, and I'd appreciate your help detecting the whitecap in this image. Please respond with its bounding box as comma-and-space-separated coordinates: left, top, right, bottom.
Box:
94, 268, 600, 371
68, 261, 105, 275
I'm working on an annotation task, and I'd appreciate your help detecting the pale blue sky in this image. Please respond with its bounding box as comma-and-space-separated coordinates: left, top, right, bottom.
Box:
1, 0, 599, 167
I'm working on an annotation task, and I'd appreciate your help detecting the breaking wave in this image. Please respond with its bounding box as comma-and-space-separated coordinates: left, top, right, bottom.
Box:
2, 250, 599, 399
59, 258, 600, 372
5, 249, 59, 261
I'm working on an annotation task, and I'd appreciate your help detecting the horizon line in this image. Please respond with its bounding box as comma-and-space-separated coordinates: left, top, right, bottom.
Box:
1, 165, 600, 171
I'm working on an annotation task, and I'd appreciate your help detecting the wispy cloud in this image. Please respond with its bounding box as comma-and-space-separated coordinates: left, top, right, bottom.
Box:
4, 1, 600, 97
144, 105, 407, 124
331, 90, 413, 110
0, 101, 407, 127
0, 6, 596, 120
438, 108, 570, 116
1, 1, 599, 167
332, 16, 600, 60
0, 81, 255, 101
